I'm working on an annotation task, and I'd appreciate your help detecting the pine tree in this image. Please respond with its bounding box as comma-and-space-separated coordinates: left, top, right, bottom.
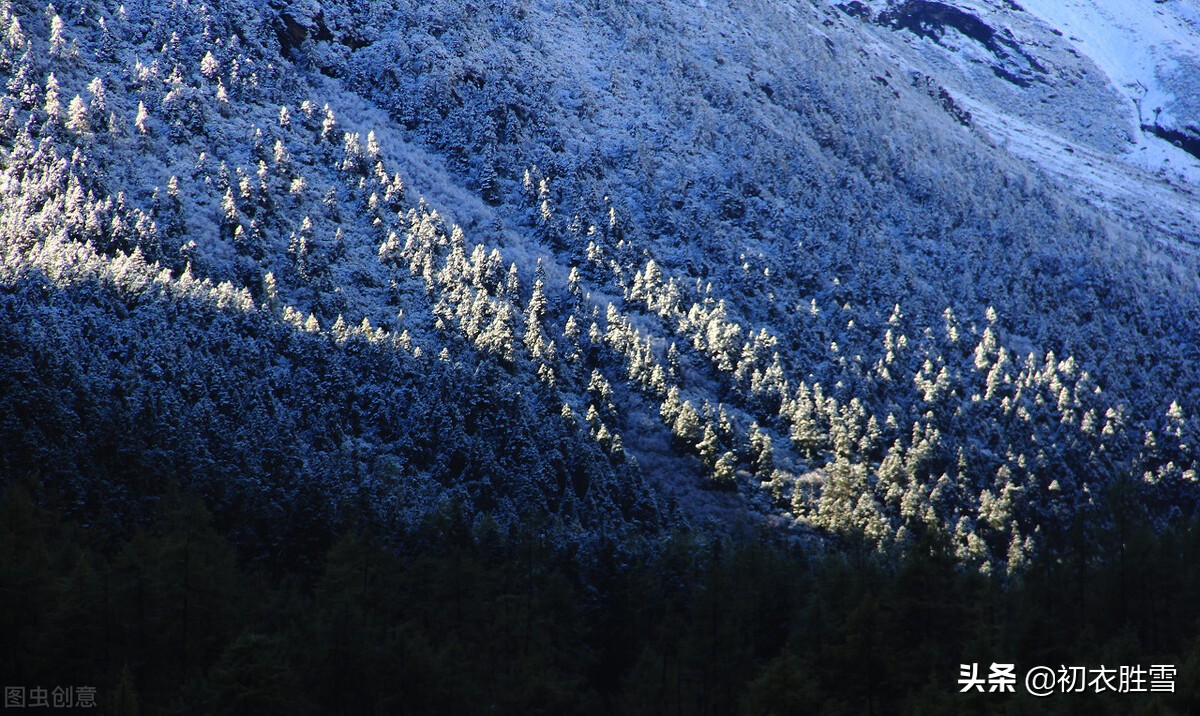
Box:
221, 187, 240, 240
480, 143, 500, 204
697, 423, 720, 468
709, 451, 737, 490
86, 77, 106, 117
200, 50, 219, 79
525, 279, 549, 359
748, 422, 774, 481
134, 101, 149, 134
672, 400, 702, 448
43, 73, 60, 120
48, 13, 65, 57
111, 664, 139, 716
66, 95, 88, 133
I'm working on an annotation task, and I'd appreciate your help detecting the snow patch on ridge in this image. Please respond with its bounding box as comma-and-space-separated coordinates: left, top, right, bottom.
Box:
828, 0, 1200, 247
1015, 0, 1200, 169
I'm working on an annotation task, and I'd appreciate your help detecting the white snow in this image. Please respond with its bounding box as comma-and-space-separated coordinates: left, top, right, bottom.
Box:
828, 0, 1200, 246
962, 94, 1200, 248
1018, 0, 1200, 169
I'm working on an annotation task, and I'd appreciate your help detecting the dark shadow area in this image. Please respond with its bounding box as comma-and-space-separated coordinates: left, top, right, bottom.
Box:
2, 473, 1198, 715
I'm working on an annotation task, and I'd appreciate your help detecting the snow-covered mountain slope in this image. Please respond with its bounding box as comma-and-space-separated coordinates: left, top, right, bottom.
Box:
2, 0, 1199, 568
831, 0, 1200, 246
1019, 0, 1200, 153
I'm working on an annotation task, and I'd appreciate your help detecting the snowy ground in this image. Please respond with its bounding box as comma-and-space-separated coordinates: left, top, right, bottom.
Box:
1017, 0, 1200, 178
997, 0, 1200, 246
963, 94, 1200, 249
828, 0, 1200, 248
1018, 0, 1200, 125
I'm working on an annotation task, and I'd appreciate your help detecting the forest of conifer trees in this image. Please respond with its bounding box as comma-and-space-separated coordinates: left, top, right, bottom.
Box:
2, 0, 1200, 710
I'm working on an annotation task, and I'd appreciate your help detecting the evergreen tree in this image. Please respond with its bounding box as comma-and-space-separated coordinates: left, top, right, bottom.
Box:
111, 664, 139, 716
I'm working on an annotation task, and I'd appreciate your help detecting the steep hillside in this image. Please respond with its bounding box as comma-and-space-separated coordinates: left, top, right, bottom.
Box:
1, 0, 1199, 571
831, 0, 1200, 245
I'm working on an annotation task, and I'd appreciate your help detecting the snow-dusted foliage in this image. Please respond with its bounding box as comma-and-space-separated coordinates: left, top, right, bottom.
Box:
1, 0, 1198, 567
